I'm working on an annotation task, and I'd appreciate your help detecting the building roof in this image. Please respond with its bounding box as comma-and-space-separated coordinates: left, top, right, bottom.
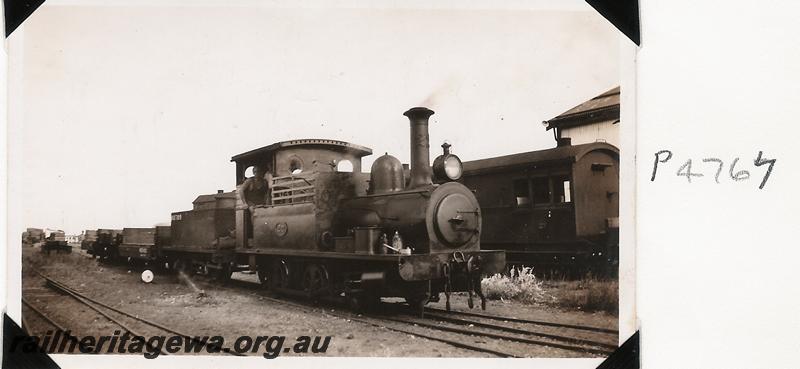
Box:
544, 86, 620, 130
462, 142, 619, 174
231, 139, 372, 163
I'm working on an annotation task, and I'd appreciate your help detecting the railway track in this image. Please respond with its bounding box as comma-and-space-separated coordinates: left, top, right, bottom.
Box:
222, 276, 617, 358
423, 306, 619, 335
24, 270, 617, 358
385, 309, 617, 355
24, 272, 243, 357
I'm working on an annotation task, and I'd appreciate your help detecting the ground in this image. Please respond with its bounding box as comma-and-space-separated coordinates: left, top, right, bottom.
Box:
20, 244, 618, 358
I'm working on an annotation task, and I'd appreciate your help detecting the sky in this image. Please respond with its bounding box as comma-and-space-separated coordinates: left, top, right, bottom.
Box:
9, 1, 619, 234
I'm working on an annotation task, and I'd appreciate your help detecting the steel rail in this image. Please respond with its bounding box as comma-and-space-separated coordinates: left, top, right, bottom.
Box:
38, 272, 243, 356
214, 279, 520, 357
424, 306, 619, 335
344, 316, 520, 358
419, 311, 617, 350
223, 278, 609, 357
21, 296, 67, 332
43, 277, 168, 356
379, 315, 613, 356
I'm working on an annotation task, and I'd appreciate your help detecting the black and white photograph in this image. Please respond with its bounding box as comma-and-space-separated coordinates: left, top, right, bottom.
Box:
4, 0, 634, 366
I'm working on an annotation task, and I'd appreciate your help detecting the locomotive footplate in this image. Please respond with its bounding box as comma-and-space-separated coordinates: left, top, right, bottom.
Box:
397, 250, 505, 282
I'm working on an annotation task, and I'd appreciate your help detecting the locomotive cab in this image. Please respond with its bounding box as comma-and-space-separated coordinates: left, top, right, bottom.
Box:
230, 139, 373, 250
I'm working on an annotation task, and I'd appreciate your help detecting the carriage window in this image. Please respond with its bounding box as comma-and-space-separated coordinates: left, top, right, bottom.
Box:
513, 179, 530, 206
531, 177, 550, 205
337, 159, 354, 172
553, 175, 571, 203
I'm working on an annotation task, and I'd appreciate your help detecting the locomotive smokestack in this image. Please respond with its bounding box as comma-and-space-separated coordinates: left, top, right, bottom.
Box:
403, 107, 435, 188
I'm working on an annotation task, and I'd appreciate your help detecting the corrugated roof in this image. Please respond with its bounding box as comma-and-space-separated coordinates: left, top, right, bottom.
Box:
545, 86, 620, 130
462, 142, 619, 173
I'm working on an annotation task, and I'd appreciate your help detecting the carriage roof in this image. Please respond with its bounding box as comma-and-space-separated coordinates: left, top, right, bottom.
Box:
462, 142, 619, 173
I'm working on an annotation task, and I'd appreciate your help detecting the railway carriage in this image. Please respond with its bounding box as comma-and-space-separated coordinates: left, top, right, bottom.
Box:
42, 230, 71, 254
92, 229, 123, 261
119, 226, 172, 265
460, 141, 619, 274
23, 228, 45, 246
160, 191, 237, 279
81, 230, 97, 252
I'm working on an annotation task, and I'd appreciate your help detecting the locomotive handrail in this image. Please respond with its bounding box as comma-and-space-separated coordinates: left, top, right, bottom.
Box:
274, 193, 315, 201
273, 177, 313, 183
272, 185, 315, 194
343, 188, 430, 200
271, 174, 317, 205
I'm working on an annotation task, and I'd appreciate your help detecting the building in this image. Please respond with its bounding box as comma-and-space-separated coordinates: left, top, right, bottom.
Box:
543, 86, 620, 148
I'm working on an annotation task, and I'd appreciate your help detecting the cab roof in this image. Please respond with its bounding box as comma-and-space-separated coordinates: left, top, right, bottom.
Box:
231, 139, 372, 163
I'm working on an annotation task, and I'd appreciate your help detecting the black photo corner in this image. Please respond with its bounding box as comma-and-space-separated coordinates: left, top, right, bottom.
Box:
3, 314, 61, 369
4, 0, 640, 42
597, 331, 640, 369
3, 0, 638, 367
4, 0, 46, 37
586, 0, 641, 46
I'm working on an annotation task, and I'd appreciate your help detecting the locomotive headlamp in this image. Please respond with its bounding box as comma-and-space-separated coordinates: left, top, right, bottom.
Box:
432, 142, 463, 182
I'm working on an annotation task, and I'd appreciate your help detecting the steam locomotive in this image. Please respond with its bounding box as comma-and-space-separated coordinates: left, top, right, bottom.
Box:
88, 107, 506, 313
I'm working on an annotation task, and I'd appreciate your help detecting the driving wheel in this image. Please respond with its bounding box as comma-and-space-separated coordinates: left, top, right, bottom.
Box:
302, 264, 330, 300
269, 260, 291, 290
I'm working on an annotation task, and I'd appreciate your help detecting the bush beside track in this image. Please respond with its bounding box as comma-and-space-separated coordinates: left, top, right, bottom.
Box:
481, 267, 618, 315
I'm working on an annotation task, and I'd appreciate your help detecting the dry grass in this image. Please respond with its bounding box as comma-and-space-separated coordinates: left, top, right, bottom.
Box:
23, 244, 92, 277
544, 278, 618, 315
481, 267, 618, 315
481, 267, 556, 304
